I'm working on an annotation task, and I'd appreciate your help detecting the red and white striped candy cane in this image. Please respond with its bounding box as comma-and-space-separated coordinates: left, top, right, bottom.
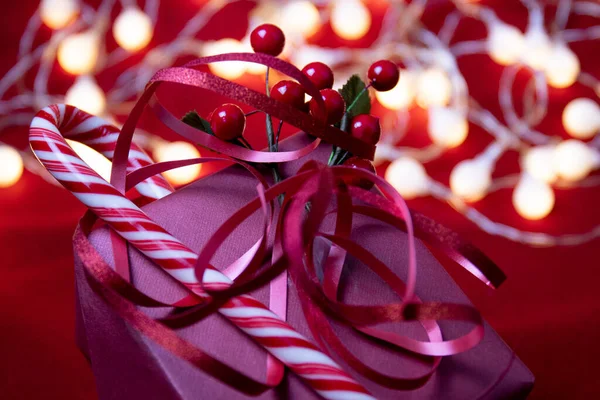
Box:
30, 104, 173, 202
30, 105, 375, 400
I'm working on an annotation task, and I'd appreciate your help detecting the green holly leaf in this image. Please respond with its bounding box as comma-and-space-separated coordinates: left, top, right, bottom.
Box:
182, 110, 214, 135
338, 74, 371, 119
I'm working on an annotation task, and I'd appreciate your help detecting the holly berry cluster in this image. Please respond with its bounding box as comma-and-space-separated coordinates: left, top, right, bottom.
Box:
183, 23, 400, 190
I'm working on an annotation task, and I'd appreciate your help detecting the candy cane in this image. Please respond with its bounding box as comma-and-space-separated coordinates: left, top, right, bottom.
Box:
30, 104, 173, 202
30, 105, 375, 400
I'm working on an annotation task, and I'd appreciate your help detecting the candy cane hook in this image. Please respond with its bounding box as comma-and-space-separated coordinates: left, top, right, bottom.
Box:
30, 104, 173, 202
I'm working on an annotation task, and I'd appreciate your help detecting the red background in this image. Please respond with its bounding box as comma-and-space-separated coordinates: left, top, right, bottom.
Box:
1, 0, 599, 399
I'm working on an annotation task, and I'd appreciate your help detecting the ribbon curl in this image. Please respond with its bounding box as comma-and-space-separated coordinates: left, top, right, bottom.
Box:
31, 52, 507, 399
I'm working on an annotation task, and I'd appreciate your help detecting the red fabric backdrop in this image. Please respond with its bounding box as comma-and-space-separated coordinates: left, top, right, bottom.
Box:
1, 1, 599, 399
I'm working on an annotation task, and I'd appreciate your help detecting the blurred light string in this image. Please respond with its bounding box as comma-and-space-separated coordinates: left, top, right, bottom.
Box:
0, 0, 598, 246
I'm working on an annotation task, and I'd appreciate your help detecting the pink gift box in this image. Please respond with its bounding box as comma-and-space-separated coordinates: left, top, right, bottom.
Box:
73, 132, 534, 399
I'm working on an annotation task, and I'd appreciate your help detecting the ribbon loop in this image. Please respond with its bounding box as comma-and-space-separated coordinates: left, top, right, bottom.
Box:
30, 52, 505, 399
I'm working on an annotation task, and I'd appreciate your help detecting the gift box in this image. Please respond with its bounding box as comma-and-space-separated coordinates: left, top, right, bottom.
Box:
71, 131, 534, 400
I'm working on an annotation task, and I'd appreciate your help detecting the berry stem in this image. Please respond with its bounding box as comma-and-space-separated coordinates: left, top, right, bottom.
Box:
266, 114, 275, 151
265, 66, 283, 203
238, 137, 253, 150
327, 149, 336, 166
330, 147, 344, 165
245, 110, 262, 117
265, 67, 275, 151
337, 150, 350, 165
275, 119, 284, 151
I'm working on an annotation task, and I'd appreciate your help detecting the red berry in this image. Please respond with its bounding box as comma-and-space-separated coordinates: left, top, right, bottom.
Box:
309, 89, 345, 124
271, 80, 306, 110
302, 62, 334, 90
250, 24, 285, 56
367, 60, 400, 92
210, 104, 246, 141
343, 157, 376, 190
350, 114, 381, 145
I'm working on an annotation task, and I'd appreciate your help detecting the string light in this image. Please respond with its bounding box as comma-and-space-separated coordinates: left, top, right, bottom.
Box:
450, 159, 492, 202
375, 69, 416, 110
553, 139, 597, 182
40, 0, 79, 30
544, 44, 580, 88
65, 76, 106, 115
241, 38, 267, 75
0, 145, 24, 188
521, 25, 552, 70
57, 31, 100, 75
428, 107, 469, 148
203, 39, 247, 80
512, 173, 555, 220
282, 1, 320, 38
113, 7, 153, 52
3, 0, 600, 245
416, 68, 452, 108
290, 45, 339, 73
523, 145, 557, 183
153, 141, 202, 186
66, 139, 112, 181
384, 157, 429, 199
487, 21, 525, 66
248, 1, 279, 29
562, 98, 600, 139
330, 0, 371, 41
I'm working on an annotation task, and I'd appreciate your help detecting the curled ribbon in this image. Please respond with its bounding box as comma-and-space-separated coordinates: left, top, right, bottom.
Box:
30, 53, 506, 399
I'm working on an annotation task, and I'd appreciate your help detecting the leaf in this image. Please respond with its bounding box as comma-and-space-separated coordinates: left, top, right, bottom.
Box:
338, 74, 371, 119
182, 110, 214, 135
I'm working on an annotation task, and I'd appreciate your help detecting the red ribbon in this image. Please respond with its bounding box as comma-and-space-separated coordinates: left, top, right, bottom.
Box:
73, 52, 508, 397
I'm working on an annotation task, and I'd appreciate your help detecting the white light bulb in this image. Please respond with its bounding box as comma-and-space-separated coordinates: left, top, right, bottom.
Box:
245, 61, 266, 75
544, 44, 580, 88
57, 31, 100, 75
553, 139, 597, 181
66, 139, 112, 181
562, 98, 600, 139
523, 145, 557, 183
240, 37, 266, 75
203, 39, 247, 80
40, 0, 79, 30
487, 22, 525, 66
249, 2, 280, 27
450, 159, 492, 201
512, 173, 555, 220
0, 145, 24, 188
65, 76, 106, 115
416, 68, 452, 108
291, 45, 339, 71
375, 69, 416, 110
154, 141, 202, 186
330, 0, 371, 40
384, 157, 429, 199
113, 7, 153, 52
282, 1, 321, 38
372, 144, 388, 166
428, 107, 469, 148
521, 26, 552, 70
